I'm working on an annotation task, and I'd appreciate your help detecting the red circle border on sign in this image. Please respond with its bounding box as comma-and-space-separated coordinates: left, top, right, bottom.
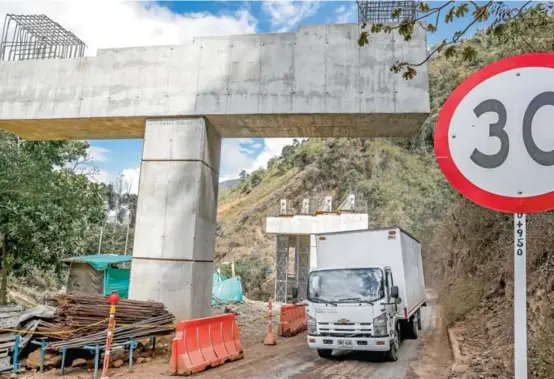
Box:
434, 52, 554, 214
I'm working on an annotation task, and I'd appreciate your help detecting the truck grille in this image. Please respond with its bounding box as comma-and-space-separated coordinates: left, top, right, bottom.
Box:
317, 322, 372, 337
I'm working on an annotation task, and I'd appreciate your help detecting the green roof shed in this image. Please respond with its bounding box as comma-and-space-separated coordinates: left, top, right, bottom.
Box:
62, 254, 132, 299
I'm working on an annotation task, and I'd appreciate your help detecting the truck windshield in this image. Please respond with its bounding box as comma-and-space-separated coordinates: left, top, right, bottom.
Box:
307, 268, 384, 304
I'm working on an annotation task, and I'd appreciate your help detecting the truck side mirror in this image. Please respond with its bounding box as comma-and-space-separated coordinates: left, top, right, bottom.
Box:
391, 285, 399, 299
292, 287, 299, 299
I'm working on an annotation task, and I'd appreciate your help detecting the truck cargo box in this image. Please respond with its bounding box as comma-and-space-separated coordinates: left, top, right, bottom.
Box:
315, 227, 426, 319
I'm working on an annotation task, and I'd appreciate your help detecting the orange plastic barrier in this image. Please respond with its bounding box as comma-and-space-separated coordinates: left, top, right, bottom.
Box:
169, 313, 244, 376
278, 304, 307, 337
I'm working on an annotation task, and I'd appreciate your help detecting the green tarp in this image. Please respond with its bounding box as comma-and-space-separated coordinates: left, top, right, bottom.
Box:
212, 272, 243, 306
104, 267, 130, 299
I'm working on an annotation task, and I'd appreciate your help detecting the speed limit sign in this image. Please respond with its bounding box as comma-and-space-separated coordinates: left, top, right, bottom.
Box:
434, 53, 554, 379
435, 53, 554, 214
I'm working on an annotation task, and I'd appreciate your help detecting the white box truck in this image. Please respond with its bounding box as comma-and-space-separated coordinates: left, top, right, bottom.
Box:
303, 227, 426, 361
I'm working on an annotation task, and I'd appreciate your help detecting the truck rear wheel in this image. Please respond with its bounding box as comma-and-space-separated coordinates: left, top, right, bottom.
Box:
405, 312, 419, 340
317, 349, 333, 359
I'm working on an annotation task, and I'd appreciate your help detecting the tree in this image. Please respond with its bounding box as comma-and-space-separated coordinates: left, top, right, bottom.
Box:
239, 170, 247, 182
359, 1, 554, 79
0, 132, 105, 304
249, 169, 265, 188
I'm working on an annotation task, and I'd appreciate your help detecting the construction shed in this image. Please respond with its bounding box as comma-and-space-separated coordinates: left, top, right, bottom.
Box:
62, 254, 132, 299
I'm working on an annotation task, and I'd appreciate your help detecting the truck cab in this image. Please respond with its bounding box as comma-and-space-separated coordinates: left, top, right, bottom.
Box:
304, 228, 425, 361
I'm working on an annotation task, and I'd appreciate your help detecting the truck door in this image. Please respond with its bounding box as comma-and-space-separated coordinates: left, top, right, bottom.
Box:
385, 269, 397, 331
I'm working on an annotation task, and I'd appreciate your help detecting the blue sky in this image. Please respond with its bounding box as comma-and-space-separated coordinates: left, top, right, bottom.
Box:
0, 0, 530, 192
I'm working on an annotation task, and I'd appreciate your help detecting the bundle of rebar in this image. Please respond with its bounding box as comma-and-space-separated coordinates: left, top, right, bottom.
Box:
37, 292, 175, 349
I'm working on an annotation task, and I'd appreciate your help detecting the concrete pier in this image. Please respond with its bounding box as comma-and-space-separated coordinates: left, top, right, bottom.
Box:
128, 118, 220, 320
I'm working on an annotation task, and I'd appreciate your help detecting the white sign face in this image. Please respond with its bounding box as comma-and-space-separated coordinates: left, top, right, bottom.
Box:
435, 53, 554, 213
449, 67, 554, 197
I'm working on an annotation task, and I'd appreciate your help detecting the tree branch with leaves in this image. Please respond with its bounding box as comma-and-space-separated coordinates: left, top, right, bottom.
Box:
358, 1, 554, 79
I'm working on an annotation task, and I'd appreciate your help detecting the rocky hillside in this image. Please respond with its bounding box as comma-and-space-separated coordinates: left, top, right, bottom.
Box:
215, 13, 554, 378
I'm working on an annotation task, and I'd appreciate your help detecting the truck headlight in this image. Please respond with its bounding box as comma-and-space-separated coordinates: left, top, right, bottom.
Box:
307, 313, 317, 335
372, 313, 388, 337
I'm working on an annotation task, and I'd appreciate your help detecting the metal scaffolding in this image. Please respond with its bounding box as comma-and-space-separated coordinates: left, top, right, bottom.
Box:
274, 235, 291, 304
0, 14, 86, 61
295, 236, 310, 300
357, 1, 417, 24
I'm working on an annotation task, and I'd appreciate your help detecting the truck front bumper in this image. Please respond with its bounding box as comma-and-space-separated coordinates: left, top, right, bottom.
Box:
307, 335, 391, 352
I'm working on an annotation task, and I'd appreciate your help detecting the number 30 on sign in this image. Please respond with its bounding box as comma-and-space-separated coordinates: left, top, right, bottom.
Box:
435, 53, 554, 214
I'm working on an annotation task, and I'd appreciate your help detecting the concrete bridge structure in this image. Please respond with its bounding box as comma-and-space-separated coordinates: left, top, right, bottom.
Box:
0, 23, 429, 320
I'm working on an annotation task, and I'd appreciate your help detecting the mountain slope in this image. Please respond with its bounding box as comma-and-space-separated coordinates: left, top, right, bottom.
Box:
215, 138, 453, 298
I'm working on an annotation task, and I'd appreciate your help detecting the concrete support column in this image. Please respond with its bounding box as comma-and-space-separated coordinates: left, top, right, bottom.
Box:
129, 118, 221, 321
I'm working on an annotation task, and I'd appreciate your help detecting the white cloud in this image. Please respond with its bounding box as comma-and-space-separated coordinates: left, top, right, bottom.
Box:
219, 137, 305, 181
121, 167, 141, 195
335, 3, 357, 24
249, 138, 300, 171
262, 0, 321, 32
220, 138, 258, 182
0, 1, 258, 57
87, 146, 110, 163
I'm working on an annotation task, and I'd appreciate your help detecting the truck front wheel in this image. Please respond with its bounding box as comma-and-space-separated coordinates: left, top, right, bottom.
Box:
317, 349, 333, 359
387, 323, 400, 362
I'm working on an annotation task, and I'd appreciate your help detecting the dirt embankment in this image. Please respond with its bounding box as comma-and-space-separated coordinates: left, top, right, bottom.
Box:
425, 200, 554, 378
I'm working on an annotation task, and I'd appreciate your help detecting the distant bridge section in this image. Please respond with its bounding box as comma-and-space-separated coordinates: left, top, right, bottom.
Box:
0, 23, 429, 140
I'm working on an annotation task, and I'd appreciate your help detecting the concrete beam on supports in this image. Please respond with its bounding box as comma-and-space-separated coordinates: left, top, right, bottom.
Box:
266, 213, 369, 235
266, 213, 369, 278
0, 23, 429, 140
128, 117, 220, 320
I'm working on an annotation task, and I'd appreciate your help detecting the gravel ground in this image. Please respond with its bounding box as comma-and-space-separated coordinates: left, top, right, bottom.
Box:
16, 295, 449, 379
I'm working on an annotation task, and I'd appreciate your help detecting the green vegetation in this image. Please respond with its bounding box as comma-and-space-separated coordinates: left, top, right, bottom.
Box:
0, 132, 106, 304
359, 1, 553, 80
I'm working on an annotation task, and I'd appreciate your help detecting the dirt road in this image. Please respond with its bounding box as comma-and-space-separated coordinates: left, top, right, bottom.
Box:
24, 299, 443, 379
193, 302, 436, 379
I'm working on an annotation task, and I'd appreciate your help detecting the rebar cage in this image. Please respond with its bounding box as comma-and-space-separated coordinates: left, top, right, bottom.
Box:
0, 14, 86, 61
357, 0, 417, 24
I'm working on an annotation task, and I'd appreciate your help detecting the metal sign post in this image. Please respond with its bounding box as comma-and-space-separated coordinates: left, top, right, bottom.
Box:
434, 53, 554, 378
514, 214, 527, 379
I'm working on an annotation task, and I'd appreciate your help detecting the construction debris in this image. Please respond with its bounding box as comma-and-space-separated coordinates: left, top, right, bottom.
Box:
37, 292, 174, 350
0, 305, 55, 372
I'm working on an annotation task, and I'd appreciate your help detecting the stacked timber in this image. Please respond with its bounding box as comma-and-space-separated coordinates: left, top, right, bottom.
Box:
38, 292, 174, 350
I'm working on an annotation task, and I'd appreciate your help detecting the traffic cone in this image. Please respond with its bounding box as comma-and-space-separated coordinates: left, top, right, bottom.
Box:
264, 297, 276, 346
